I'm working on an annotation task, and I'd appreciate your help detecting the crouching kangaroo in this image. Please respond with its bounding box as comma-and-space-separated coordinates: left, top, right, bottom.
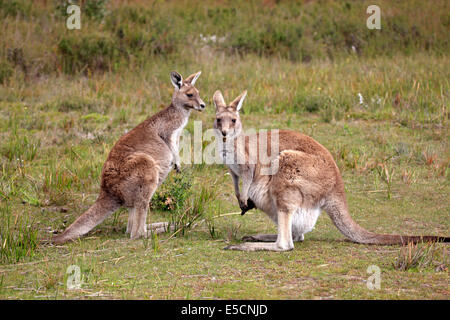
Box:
49, 71, 205, 244
212, 90, 449, 251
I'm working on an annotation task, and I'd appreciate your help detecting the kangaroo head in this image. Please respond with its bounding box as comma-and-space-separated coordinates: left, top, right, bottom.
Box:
170, 71, 206, 111
213, 90, 247, 140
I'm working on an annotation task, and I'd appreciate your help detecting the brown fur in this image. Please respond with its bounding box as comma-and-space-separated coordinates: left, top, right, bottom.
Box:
49, 71, 205, 244
213, 90, 449, 251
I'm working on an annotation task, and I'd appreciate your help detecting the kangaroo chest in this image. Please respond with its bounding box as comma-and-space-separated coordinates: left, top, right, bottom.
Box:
170, 117, 188, 148
220, 149, 241, 176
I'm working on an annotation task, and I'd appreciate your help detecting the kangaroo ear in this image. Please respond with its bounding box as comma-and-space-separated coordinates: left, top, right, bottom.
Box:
184, 71, 202, 86
170, 71, 183, 90
230, 90, 247, 112
213, 90, 226, 111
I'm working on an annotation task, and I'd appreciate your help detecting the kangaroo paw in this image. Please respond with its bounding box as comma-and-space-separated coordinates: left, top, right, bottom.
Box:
240, 198, 256, 215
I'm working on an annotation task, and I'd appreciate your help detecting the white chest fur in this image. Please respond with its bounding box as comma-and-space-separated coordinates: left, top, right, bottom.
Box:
217, 137, 241, 170
219, 145, 240, 176
171, 117, 188, 148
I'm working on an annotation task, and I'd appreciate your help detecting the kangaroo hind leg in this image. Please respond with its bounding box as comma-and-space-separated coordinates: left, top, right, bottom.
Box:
119, 152, 159, 239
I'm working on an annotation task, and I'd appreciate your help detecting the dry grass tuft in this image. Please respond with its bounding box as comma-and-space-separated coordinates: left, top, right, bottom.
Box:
393, 241, 448, 272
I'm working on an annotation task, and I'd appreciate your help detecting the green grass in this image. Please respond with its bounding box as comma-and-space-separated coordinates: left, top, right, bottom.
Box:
0, 0, 448, 300
0, 85, 448, 298
0, 204, 38, 264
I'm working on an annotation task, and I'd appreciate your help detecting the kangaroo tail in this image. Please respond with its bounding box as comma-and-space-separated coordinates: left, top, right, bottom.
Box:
49, 193, 120, 244
323, 195, 449, 245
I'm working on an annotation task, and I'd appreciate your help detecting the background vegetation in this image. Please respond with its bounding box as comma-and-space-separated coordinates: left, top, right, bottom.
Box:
0, 0, 448, 299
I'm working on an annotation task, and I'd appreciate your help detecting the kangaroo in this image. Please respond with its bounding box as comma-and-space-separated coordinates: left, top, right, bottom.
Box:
212, 90, 449, 251
50, 71, 205, 244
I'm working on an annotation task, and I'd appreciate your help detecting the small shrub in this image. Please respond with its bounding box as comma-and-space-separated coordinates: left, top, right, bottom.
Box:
151, 172, 192, 212
152, 171, 217, 237
178, 185, 216, 235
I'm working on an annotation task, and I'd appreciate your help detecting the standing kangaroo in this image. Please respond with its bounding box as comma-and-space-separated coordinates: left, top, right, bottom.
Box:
50, 71, 205, 244
212, 90, 449, 251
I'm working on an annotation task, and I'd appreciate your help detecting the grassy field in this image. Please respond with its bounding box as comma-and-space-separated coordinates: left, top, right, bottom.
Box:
0, 0, 449, 299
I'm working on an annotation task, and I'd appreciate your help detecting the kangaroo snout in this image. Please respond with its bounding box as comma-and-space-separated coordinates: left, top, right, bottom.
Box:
196, 99, 206, 111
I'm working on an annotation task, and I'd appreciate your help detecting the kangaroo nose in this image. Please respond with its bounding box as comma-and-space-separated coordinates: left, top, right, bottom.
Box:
200, 103, 205, 109
221, 130, 227, 137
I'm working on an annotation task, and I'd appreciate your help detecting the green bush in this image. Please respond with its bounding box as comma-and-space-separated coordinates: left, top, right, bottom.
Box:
58, 34, 118, 74
152, 172, 193, 212
55, 0, 108, 20
151, 170, 216, 237
84, 0, 109, 20
0, 0, 31, 18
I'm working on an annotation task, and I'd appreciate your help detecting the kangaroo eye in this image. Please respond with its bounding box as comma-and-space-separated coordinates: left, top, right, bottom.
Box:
186, 93, 193, 98
232, 119, 236, 123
